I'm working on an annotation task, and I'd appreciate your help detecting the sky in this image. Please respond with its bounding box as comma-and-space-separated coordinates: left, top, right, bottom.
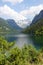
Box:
0, 0, 43, 27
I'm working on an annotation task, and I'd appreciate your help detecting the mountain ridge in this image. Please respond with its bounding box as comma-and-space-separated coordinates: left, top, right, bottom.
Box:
32, 10, 43, 24
7, 19, 22, 31
0, 18, 17, 34
23, 10, 43, 35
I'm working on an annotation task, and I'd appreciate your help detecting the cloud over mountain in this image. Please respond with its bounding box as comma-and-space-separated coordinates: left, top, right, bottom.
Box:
0, 5, 28, 28
20, 4, 43, 20
0, 5, 26, 21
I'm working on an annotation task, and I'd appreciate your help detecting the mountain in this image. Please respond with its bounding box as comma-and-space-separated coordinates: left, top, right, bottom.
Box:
23, 10, 43, 35
32, 10, 43, 24
0, 17, 25, 34
29, 19, 43, 35
0, 18, 16, 34
7, 19, 22, 31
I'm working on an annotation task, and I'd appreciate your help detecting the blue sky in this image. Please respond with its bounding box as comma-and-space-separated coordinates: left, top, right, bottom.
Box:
0, 0, 43, 12
0, 0, 43, 21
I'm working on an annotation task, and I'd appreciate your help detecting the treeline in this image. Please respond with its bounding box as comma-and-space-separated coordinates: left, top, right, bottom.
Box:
0, 37, 43, 65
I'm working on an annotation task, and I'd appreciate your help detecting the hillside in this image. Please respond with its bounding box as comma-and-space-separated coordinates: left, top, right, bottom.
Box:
23, 10, 43, 35
32, 10, 43, 24
7, 19, 22, 31
0, 18, 16, 34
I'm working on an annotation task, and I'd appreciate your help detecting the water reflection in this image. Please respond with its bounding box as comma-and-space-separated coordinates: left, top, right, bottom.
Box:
5, 34, 43, 49
5, 34, 33, 48
15, 34, 33, 48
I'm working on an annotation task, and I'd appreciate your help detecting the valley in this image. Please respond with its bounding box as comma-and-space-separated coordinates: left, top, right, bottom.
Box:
0, 10, 43, 65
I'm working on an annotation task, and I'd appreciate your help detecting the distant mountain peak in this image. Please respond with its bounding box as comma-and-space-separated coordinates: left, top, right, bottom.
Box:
7, 19, 23, 31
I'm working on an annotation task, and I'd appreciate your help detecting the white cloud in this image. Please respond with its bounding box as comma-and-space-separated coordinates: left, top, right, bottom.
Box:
20, 4, 43, 20
0, 5, 27, 28
1, 4, 43, 28
0, 5, 26, 20
2, 0, 23, 5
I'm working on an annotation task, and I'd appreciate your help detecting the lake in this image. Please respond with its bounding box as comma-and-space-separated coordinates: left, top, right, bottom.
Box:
5, 33, 43, 49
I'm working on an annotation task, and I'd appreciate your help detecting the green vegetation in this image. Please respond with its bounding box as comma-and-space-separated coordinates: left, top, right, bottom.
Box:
0, 37, 43, 65
0, 18, 17, 34
23, 18, 43, 35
